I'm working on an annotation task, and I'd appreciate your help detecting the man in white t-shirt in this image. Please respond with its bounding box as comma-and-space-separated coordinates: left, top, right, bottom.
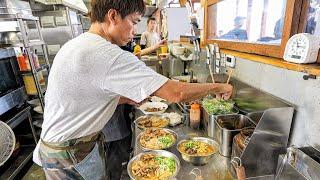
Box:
140, 17, 166, 54
33, 0, 232, 179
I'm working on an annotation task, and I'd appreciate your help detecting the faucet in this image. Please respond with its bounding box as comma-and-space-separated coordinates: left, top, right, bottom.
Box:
193, 40, 200, 64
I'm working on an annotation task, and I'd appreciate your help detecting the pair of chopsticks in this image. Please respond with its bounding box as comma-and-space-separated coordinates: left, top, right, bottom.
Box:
208, 65, 233, 85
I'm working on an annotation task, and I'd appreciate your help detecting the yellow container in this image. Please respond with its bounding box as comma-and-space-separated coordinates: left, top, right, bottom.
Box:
160, 45, 168, 54
23, 72, 45, 95
133, 45, 141, 55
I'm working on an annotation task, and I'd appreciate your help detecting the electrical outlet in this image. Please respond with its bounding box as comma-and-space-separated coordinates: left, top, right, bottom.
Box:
226, 55, 236, 68
216, 59, 220, 66
215, 67, 220, 73
220, 57, 226, 67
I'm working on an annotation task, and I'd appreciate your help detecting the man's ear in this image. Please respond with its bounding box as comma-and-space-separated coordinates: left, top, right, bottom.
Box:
105, 9, 120, 25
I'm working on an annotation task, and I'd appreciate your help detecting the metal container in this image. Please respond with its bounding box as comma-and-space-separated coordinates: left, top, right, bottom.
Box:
0, 32, 21, 44
275, 147, 320, 180
177, 137, 219, 166
127, 150, 180, 180
137, 128, 178, 151
215, 114, 255, 157
203, 108, 239, 139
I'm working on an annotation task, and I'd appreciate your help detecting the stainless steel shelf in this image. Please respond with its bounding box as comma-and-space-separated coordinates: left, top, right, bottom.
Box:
27, 40, 46, 47
0, 14, 39, 21
0, 40, 45, 48
0, 145, 35, 180
20, 64, 49, 75
5, 106, 31, 129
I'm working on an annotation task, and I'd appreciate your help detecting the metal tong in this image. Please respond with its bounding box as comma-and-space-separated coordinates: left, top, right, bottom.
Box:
231, 157, 246, 180
189, 168, 204, 180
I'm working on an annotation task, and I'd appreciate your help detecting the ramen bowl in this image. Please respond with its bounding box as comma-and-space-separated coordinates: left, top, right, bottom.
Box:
127, 150, 180, 180
177, 137, 219, 166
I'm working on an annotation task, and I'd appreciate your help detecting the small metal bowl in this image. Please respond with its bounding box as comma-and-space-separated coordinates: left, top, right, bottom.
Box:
137, 128, 178, 151
134, 115, 170, 130
127, 150, 180, 180
177, 137, 219, 166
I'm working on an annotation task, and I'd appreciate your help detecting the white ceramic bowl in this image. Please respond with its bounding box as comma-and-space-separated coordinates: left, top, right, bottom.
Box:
34, 106, 43, 114
172, 46, 185, 55
139, 102, 168, 115
27, 99, 40, 107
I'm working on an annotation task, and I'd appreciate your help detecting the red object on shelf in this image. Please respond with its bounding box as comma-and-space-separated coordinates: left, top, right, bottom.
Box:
17, 55, 28, 71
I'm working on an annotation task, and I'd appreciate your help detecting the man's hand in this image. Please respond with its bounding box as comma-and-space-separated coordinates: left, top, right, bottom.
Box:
155, 39, 167, 48
214, 84, 233, 100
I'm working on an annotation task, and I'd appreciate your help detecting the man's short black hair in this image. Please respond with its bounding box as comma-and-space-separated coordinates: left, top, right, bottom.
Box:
90, 0, 146, 23
147, 17, 156, 24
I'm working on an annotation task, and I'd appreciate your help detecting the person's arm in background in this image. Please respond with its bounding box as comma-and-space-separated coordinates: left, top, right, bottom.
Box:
140, 39, 166, 56
154, 80, 233, 103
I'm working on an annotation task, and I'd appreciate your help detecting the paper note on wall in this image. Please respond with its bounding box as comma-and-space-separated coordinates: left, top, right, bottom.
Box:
167, 8, 191, 41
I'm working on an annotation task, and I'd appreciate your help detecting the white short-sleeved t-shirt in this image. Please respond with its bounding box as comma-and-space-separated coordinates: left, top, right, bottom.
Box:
33, 32, 168, 165
140, 31, 160, 48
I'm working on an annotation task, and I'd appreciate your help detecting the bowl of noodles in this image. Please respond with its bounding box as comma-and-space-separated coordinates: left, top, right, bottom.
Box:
139, 102, 168, 115
128, 150, 180, 180
177, 137, 219, 166
134, 115, 170, 130
137, 128, 177, 151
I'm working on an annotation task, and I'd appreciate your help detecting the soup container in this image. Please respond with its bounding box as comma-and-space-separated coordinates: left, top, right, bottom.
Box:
215, 114, 255, 157
203, 107, 239, 140
177, 137, 219, 166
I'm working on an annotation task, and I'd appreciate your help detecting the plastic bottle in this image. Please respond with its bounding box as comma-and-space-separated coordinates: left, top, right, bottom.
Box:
17, 52, 27, 71
190, 103, 201, 129
32, 50, 40, 69
22, 49, 31, 70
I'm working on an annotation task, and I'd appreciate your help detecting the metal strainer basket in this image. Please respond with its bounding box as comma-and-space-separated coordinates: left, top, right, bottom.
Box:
0, 121, 15, 166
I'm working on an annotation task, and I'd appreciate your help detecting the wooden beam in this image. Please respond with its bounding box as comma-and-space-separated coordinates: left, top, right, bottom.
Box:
221, 49, 320, 76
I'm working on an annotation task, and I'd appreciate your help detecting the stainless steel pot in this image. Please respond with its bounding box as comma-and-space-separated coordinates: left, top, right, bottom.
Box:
177, 137, 219, 166
162, 56, 184, 78
203, 108, 239, 139
0, 32, 21, 45
215, 114, 255, 157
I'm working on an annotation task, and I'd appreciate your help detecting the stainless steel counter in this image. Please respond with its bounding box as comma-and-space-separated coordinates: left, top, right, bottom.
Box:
133, 104, 233, 180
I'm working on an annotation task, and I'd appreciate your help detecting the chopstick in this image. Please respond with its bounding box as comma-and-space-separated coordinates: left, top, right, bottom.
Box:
208, 65, 215, 83
226, 68, 234, 84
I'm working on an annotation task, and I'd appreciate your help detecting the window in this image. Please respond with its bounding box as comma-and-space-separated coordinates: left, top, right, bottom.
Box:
205, 0, 302, 59
304, 0, 320, 35
209, 0, 286, 44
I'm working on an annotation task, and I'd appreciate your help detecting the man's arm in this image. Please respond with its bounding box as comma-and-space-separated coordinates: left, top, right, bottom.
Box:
153, 80, 233, 103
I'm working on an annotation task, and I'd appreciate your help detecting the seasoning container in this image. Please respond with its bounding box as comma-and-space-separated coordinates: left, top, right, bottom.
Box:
31, 50, 40, 69
190, 103, 201, 129
17, 54, 28, 71
23, 72, 45, 95
133, 45, 141, 59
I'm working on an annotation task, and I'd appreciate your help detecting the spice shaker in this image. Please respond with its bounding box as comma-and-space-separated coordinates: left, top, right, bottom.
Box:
190, 103, 201, 129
